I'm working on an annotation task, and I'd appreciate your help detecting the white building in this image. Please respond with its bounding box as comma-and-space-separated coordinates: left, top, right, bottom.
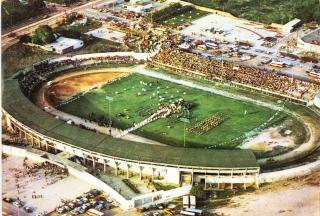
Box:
86, 27, 126, 43
127, 3, 154, 13
45, 37, 84, 54
283, 18, 302, 34
130, 0, 152, 4
314, 93, 320, 109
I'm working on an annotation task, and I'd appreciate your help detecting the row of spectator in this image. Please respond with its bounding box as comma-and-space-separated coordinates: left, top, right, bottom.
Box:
152, 49, 320, 101
19, 55, 144, 97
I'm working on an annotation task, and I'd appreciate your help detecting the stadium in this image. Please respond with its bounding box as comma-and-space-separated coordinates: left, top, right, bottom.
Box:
2, 50, 320, 209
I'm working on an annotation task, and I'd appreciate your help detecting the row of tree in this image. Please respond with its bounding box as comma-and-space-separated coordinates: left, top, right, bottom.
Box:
1, 0, 80, 28
1, 0, 46, 28
182, 0, 320, 24
20, 25, 56, 45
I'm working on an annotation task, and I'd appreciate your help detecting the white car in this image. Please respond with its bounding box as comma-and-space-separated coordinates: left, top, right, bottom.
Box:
12, 201, 23, 208
111, 201, 119, 207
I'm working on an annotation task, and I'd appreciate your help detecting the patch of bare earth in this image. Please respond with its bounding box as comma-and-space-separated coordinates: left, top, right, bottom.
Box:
241, 127, 295, 152
215, 172, 320, 216
46, 71, 127, 105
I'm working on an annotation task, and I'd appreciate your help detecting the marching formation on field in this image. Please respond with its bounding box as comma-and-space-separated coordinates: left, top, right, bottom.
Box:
188, 113, 225, 135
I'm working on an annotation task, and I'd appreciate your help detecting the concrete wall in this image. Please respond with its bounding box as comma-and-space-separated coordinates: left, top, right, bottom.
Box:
2, 145, 47, 163
259, 160, 320, 183
131, 185, 192, 208
194, 175, 256, 184
1, 144, 191, 210
314, 95, 320, 109
297, 37, 320, 53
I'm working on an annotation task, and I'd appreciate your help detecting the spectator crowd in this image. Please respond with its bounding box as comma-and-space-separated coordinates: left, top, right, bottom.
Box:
152, 49, 320, 101
19, 55, 144, 97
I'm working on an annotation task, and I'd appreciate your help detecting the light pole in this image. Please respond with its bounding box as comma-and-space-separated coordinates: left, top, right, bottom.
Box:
106, 96, 114, 136
180, 117, 190, 148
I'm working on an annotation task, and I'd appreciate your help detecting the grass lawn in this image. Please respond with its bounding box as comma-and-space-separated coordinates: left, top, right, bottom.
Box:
54, 19, 102, 34
58, 73, 289, 149
2, 43, 58, 79
82, 39, 128, 53
160, 10, 209, 27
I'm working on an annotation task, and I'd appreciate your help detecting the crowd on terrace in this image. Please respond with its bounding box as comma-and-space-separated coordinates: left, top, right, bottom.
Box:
153, 49, 320, 101
19, 55, 144, 97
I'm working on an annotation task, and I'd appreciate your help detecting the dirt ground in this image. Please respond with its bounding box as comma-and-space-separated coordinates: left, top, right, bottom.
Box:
241, 127, 295, 152
47, 70, 128, 104
2, 154, 95, 215
215, 172, 320, 216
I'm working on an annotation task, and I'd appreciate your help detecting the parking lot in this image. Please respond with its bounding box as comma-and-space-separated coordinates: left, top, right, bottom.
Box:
177, 14, 320, 81
2, 154, 99, 215
181, 13, 279, 48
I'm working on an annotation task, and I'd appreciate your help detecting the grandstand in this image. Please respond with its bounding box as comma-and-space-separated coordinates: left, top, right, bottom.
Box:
2, 53, 262, 206
314, 92, 320, 109
2, 52, 320, 210
152, 49, 320, 102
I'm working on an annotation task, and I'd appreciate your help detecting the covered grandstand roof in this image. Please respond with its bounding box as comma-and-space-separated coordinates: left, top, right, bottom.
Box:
2, 79, 259, 168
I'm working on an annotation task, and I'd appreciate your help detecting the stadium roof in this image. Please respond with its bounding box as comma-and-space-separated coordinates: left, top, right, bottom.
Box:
2, 79, 259, 168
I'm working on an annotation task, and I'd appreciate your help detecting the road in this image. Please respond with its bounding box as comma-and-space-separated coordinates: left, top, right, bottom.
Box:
1, 0, 114, 51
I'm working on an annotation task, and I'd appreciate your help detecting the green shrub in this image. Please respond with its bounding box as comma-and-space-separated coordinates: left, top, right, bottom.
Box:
34, 25, 56, 45
190, 184, 206, 200
145, 3, 194, 22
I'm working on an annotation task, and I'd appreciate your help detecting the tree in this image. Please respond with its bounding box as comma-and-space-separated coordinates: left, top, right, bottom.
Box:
1, 0, 46, 27
34, 25, 56, 44
190, 184, 206, 200
19, 34, 32, 43
28, 0, 46, 9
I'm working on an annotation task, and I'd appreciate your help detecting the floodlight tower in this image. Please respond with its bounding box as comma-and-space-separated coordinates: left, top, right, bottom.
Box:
180, 117, 190, 148
106, 96, 114, 135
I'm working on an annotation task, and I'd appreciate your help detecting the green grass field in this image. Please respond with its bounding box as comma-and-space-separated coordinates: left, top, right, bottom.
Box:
59, 73, 288, 148
160, 10, 209, 27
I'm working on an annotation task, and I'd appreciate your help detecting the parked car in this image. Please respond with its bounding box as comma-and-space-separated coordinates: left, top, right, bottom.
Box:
260, 57, 272, 64
90, 189, 102, 196
71, 207, 81, 215
12, 201, 23, 208
78, 207, 86, 214
111, 201, 119, 207
24, 206, 33, 213
98, 200, 107, 205
95, 204, 104, 210
56, 206, 67, 214
2, 197, 14, 203
80, 197, 89, 203
68, 202, 77, 208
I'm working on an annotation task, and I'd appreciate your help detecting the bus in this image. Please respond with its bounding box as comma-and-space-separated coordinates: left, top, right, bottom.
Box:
87, 208, 104, 216
270, 61, 286, 68
306, 69, 320, 79
180, 210, 196, 216
185, 208, 203, 215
